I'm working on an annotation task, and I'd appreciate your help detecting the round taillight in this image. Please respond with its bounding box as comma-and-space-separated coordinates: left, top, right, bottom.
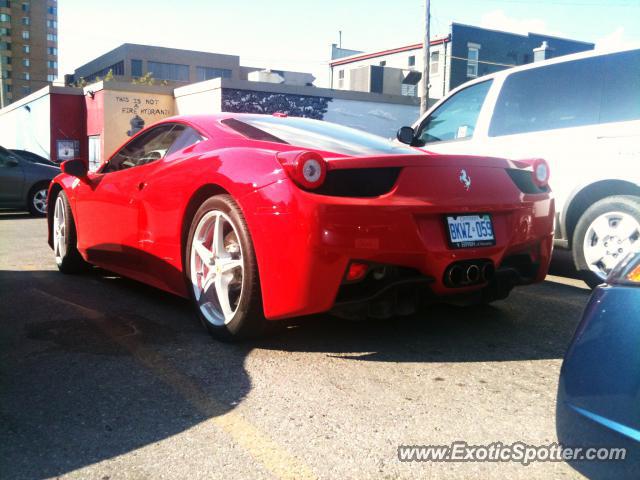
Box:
532, 159, 550, 188
300, 157, 323, 184
277, 151, 327, 190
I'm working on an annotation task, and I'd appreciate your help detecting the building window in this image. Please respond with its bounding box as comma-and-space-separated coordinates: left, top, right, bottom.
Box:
147, 61, 189, 81
47, 46, 56, 55
21, 2, 28, 12
22, 58, 29, 67
1, 69, 10, 78
0, 41, 10, 51
47, 60, 57, 69
21, 30, 29, 40
467, 43, 480, 78
46, 33, 57, 42
1, 56, 9, 64
131, 59, 143, 77
379, 60, 386, 67
23, 44, 29, 53
408, 55, 415, 67
430, 51, 440, 74
22, 85, 30, 95
196, 66, 232, 81
5, 84, 11, 92
401, 84, 417, 97
46, 19, 56, 28
0, 27, 10, 36
0, 1, 10, 7
21, 16, 29, 25
47, 74, 55, 82
47, 6, 56, 15
23, 71, 29, 80
85, 60, 124, 82
0, 13, 10, 22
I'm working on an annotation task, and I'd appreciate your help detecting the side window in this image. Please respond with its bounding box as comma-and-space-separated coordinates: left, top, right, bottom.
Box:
415, 80, 492, 145
601, 50, 640, 124
489, 56, 605, 137
0, 147, 20, 167
104, 124, 186, 173
165, 127, 204, 157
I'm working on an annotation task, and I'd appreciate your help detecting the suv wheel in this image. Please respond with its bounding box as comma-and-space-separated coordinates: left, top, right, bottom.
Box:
573, 195, 640, 288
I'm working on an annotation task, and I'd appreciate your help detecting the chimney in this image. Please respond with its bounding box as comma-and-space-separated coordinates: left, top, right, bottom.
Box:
533, 41, 554, 62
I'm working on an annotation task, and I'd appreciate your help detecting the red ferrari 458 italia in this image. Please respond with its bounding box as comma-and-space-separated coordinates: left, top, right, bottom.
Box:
47, 114, 554, 340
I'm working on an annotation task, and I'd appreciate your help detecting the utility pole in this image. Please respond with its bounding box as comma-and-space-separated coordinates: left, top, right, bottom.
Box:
420, 0, 431, 115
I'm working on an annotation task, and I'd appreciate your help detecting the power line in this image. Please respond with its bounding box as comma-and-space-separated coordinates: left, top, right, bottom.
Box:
453, 0, 638, 6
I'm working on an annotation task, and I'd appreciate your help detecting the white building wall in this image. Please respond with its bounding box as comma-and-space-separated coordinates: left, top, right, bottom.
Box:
331, 42, 450, 100
0, 93, 51, 158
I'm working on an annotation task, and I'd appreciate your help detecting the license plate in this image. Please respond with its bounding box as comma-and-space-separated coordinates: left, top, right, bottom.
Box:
445, 214, 495, 248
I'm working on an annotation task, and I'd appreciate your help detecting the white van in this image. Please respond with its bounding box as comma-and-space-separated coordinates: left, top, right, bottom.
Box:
397, 47, 640, 288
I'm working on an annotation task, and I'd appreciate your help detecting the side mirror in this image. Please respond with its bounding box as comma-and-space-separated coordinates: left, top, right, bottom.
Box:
6, 156, 19, 167
396, 126, 415, 145
61, 159, 88, 178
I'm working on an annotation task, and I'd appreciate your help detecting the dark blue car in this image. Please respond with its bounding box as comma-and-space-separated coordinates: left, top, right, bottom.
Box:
557, 250, 640, 479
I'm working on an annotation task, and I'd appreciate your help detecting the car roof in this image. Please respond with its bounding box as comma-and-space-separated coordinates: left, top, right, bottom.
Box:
460, 45, 640, 86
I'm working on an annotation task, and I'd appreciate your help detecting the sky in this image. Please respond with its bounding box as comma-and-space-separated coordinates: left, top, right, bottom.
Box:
58, 0, 640, 87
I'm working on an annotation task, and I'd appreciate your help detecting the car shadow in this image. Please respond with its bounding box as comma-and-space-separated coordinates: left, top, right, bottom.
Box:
255, 278, 589, 363
0, 266, 252, 479
0, 248, 591, 478
0, 210, 35, 220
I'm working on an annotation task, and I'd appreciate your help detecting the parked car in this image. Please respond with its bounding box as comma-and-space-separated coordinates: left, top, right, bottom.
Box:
0, 145, 60, 216
556, 250, 640, 479
48, 114, 554, 340
397, 47, 640, 288
10, 149, 58, 167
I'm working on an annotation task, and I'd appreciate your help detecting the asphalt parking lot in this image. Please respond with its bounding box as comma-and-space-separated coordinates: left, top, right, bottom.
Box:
0, 211, 591, 479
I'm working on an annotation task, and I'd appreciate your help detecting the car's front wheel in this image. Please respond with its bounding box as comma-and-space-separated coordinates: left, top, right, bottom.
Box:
52, 191, 89, 273
573, 195, 640, 289
185, 194, 266, 341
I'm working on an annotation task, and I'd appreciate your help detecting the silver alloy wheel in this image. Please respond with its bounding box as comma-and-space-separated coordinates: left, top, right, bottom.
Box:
190, 210, 244, 326
583, 210, 640, 280
33, 189, 48, 214
53, 195, 67, 265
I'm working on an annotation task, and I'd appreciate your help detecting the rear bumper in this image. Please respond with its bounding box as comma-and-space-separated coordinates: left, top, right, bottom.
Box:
241, 179, 554, 320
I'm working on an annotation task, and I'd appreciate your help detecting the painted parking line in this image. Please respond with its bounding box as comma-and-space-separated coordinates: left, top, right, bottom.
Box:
32, 288, 316, 480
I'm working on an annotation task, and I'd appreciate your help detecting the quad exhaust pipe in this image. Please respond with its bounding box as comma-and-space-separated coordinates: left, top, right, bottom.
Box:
444, 260, 495, 288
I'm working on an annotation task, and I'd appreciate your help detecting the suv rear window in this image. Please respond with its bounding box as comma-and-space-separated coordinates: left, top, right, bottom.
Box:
221, 116, 416, 156
489, 55, 605, 136
601, 50, 640, 124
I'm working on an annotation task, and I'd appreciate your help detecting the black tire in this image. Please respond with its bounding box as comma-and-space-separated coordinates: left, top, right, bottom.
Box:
27, 182, 49, 216
185, 194, 266, 341
52, 191, 89, 274
572, 195, 640, 289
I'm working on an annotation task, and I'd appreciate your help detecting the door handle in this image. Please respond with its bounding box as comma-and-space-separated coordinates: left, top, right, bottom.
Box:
137, 181, 147, 190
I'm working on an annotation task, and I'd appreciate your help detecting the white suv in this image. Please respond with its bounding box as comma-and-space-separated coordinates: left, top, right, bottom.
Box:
398, 47, 640, 288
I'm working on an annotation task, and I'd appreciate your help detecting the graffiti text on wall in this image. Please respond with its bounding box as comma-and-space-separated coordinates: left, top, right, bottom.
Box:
221, 89, 331, 120
115, 96, 172, 116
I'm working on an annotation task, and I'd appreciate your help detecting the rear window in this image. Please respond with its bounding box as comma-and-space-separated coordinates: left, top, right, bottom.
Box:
601, 50, 640, 124
221, 115, 416, 156
489, 55, 605, 137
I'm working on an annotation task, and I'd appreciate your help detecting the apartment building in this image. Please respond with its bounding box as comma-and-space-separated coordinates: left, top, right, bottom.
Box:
0, 0, 58, 107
